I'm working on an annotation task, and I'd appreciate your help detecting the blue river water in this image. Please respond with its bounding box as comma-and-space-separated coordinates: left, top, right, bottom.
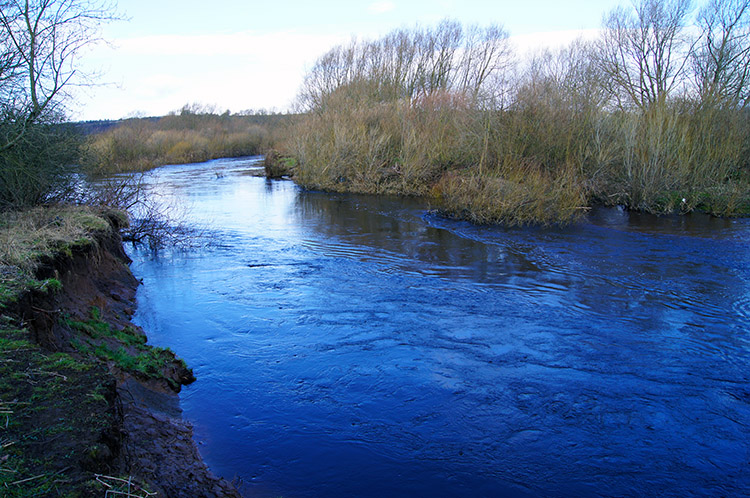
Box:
128, 157, 750, 497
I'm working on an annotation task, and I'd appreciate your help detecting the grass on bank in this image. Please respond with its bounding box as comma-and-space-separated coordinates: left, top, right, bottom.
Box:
0, 319, 117, 497
277, 81, 750, 226
0, 322, 157, 497
0, 206, 112, 305
65, 306, 192, 390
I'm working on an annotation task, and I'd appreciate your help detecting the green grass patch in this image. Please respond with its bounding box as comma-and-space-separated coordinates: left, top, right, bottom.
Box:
67, 307, 191, 389
40, 352, 93, 372
94, 343, 180, 379
65, 307, 147, 346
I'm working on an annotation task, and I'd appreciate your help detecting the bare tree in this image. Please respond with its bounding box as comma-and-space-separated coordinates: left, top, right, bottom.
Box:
692, 0, 750, 108
0, 0, 119, 210
0, 14, 20, 100
0, 0, 118, 149
296, 20, 512, 112
597, 0, 695, 111
456, 24, 512, 104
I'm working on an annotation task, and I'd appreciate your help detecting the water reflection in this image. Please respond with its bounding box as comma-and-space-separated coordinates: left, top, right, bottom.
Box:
130, 157, 750, 498
293, 192, 542, 283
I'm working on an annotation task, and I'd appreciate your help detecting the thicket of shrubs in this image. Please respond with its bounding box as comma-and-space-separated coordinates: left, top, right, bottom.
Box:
275, 0, 750, 225
0, 119, 82, 211
82, 105, 290, 174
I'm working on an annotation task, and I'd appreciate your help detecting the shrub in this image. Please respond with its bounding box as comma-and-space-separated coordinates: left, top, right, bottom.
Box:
280, 12, 750, 223
82, 110, 286, 174
0, 121, 80, 211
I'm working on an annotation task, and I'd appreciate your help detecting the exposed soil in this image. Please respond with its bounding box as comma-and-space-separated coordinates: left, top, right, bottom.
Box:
0, 218, 240, 497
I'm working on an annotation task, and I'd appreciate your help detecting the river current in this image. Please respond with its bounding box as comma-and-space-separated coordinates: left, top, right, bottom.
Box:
128, 157, 750, 497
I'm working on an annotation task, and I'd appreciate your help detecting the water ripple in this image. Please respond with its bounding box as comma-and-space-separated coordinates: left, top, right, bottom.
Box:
733, 294, 750, 321
129, 162, 750, 498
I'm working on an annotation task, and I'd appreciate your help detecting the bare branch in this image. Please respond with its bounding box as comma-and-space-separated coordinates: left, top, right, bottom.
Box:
597, 0, 695, 111
693, 0, 750, 108
0, 0, 120, 151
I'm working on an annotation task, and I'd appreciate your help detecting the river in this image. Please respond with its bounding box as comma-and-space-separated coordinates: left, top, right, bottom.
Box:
128, 156, 750, 497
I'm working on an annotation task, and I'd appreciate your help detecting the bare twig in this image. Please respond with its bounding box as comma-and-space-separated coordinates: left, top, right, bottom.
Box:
9, 473, 46, 485
30, 369, 67, 381
95, 474, 158, 498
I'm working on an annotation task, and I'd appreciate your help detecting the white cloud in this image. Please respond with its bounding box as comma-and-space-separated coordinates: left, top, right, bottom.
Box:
71, 29, 349, 120
367, 1, 396, 14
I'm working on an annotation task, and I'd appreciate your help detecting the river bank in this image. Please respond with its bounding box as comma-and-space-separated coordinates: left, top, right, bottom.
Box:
0, 206, 239, 497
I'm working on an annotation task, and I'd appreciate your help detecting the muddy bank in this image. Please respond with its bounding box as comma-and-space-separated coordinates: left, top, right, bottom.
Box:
2, 213, 239, 497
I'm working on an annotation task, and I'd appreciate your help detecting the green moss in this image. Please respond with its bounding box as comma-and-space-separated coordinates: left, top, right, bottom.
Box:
67, 307, 190, 388
64, 307, 147, 346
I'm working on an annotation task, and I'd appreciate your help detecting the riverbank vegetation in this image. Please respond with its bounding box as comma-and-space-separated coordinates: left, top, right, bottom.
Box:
0, 2, 212, 495
0, 206, 109, 302
81, 105, 292, 174
0, 205, 192, 496
274, 0, 750, 225
0, 0, 121, 212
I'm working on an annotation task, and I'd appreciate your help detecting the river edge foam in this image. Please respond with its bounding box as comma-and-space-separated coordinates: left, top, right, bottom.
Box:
1, 212, 240, 497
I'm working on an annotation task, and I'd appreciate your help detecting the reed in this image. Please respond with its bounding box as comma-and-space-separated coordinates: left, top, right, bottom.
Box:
434, 162, 588, 226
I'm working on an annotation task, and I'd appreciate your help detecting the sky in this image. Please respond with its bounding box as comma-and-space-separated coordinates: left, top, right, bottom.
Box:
69, 0, 624, 121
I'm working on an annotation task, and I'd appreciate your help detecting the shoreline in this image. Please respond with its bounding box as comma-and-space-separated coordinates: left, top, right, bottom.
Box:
0, 208, 240, 497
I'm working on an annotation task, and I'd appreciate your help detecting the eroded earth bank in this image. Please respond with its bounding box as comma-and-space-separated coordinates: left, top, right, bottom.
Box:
0, 209, 239, 497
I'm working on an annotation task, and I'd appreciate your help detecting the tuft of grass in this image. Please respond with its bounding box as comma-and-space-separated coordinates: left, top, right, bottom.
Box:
0, 206, 117, 305
40, 352, 94, 372
65, 307, 147, 346
263, 149, 297, 179
67, 307, 192, 388
433, 163, 589, 226
92, 343, 182, 380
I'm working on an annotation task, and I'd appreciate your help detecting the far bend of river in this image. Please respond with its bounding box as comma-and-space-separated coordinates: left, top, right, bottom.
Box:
129, 157, 750, 498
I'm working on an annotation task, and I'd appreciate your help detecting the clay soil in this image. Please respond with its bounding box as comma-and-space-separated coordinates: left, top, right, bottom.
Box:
0, 220, 240, 497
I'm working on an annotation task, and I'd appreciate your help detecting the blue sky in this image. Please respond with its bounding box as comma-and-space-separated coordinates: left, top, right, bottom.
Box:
70, 0, 623, 121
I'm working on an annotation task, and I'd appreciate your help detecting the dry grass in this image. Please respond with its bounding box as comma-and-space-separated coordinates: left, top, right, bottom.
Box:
434, 162, 589, 226
281, 20, 750, 224
82, 111, 290, 175
0, 206, 111, 271
95, 474, 157, 497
